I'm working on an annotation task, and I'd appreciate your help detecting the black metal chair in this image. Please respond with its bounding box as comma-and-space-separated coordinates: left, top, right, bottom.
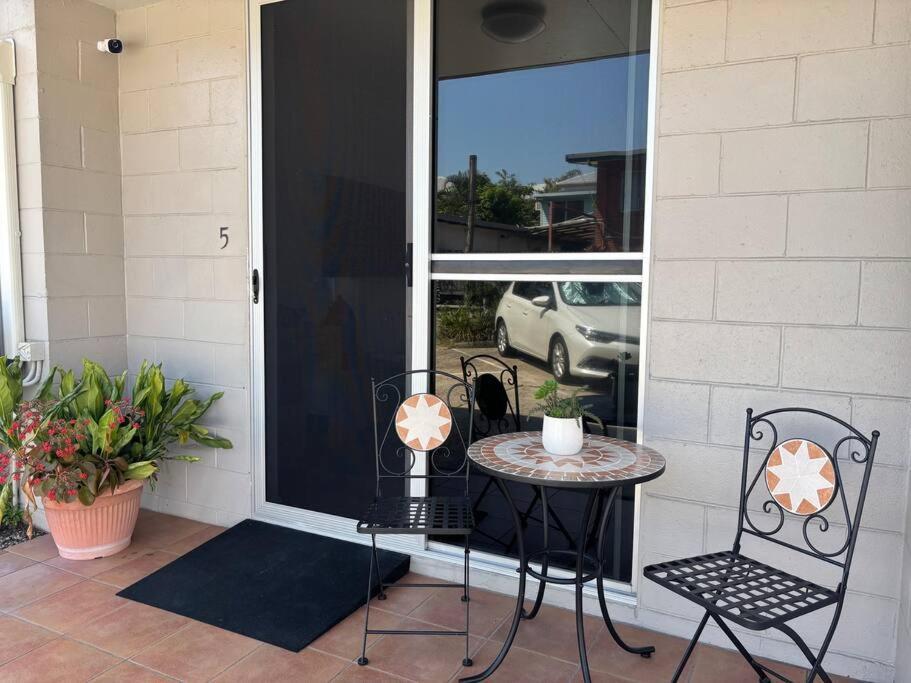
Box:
644, 408, 879, 683
356, 370, 475, 669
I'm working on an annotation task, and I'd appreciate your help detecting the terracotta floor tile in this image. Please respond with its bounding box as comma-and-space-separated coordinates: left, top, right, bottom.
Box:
132, 620, 259, 682
586, 623, 691, 683
409, 586, 514, 637
131, 512, 211, 549
688, 644, 808, 683
0, 615, 58, 665
332, 662, 414, 682
489, 601, 605, 664
92, 550, 175, 588
310, 606, 407, 660
357, 616, 482, 682
91, 660, 177, 682
7, 534, 59, 561
161, 525, 225, 555
14, 580, 128, 634
373, 573, 444, 616
0, 638, 119, 682
455, 640, 578, 682
0, 551, 35, 578
77, 602, 188, 658
213, 644, 349, 682
0, 563, 84, 611
569, 670, 634, 682
44, 543, 154, 578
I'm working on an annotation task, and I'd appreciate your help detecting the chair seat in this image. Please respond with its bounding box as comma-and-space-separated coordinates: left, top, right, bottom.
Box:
357, 496, 474, 535
643, 550, 839, 630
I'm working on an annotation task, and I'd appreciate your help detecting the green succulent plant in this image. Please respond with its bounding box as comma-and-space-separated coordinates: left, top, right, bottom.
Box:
531, 380, 603, 430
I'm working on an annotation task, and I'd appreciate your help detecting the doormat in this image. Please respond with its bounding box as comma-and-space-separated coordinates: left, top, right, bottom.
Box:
118, 519, 410, 651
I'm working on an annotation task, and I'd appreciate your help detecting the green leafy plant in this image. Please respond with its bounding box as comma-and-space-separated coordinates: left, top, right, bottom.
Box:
436, 306, 496, 344
0, 357, 233, 532
532, 380, 603, 429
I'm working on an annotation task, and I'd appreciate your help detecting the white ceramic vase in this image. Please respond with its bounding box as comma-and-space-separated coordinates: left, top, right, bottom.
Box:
542, 415, 584, 455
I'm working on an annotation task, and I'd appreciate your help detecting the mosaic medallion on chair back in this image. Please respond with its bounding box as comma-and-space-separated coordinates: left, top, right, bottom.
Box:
765, 439, 837, 515
395, 393, 453, 451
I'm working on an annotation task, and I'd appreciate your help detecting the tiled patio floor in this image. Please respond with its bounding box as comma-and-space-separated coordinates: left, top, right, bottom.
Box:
0, 510, 860, 682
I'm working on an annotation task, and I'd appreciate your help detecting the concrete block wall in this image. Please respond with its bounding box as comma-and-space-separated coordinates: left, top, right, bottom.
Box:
1, 2, 40, 357
116, 0, 250, 527
19, 0, 127, 372
641, 1, 911, 680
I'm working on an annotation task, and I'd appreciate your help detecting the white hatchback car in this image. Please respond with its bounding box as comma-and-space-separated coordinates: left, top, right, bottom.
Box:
494, 281, 641, 382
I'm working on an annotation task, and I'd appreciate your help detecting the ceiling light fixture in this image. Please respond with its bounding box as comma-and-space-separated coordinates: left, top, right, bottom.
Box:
481, 1, 546, 44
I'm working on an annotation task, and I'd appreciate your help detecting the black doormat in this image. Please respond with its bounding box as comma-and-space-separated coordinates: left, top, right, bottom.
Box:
118, 519, 410, 651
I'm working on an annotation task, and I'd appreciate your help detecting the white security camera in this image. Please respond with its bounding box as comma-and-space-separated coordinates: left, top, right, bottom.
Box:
96, 39, 123, 54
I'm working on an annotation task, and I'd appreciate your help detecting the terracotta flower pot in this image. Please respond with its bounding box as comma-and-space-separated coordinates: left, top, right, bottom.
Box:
42, 479, 144, 560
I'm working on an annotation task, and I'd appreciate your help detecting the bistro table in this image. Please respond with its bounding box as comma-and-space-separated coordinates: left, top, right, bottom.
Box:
459, 431, 666, 683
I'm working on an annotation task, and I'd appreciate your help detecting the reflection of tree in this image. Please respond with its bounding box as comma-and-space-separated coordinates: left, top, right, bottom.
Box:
542, 168, 582, 192
437, 168, 537, 226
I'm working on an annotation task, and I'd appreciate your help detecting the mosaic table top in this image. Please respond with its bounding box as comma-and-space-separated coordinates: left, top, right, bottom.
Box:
468, 431, 666, 488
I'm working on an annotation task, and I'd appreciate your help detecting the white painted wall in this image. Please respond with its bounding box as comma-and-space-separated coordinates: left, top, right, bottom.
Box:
115, 0, 251, 527
640, 1, 911, 680
8, 0, 127, 373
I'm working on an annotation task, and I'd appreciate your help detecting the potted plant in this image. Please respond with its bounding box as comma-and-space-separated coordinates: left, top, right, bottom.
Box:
533, 380, 602, 455
0, 358, 232, 560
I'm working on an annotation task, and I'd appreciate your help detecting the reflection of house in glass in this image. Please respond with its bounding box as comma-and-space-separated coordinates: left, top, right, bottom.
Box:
435, 150, 647, 253
532, 150, 646, 252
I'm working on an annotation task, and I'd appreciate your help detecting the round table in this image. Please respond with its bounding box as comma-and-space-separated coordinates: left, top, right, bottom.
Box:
460, 431, 666, 683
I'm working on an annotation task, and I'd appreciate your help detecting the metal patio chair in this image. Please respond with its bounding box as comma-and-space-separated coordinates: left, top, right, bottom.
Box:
356, 370, 475, 668
460, 354, 578, 563
644, 407, 879, 683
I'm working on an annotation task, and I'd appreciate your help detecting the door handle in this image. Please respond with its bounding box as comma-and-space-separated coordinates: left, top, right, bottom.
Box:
405, 242, 413, 287
252, 268, 260, 304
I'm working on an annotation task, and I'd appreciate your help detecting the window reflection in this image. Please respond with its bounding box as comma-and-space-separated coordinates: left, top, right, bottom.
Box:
433, 280, 639, 437
430, 279, 638, 580
433, 0, 650, 254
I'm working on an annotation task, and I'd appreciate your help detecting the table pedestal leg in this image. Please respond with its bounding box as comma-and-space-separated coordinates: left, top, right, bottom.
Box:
576, 491, 598, 683
596, 488, 655, 657
459, 478, 527, 683
522, 485, 549, 620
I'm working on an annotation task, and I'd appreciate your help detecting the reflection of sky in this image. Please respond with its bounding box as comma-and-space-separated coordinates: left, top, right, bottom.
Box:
437, 54, 650, 184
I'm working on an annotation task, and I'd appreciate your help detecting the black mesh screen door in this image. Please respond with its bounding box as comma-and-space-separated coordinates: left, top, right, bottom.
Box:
260, 0, 407, 518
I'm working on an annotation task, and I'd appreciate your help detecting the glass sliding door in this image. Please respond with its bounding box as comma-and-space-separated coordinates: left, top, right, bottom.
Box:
430, 0, 651, 583
259, 0, 408, 519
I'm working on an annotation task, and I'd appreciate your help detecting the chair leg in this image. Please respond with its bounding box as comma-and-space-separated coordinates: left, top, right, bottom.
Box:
462, 535, 473, 667
777, 622, 835, 683
371, 535, 386, 601
671, 611, 709, 683
710, 614, 771, 682
358, 535, 377, 666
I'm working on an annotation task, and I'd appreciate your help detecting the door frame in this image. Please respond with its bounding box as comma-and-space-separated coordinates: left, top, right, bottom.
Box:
248, 0, 660, 600
247, 0, 426, 556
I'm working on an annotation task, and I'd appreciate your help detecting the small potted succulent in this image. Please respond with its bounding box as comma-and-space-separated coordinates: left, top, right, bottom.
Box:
0, 358, 232, 560
533, 380, 602, 455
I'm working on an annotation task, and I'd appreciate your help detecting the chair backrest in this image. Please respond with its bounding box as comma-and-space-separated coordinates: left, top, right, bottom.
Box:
459, 354, 521, 438
734, 407, 879, 588
371, 369, 475, 498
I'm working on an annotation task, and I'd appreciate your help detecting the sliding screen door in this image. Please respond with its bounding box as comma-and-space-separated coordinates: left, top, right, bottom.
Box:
260, 0, 407, 518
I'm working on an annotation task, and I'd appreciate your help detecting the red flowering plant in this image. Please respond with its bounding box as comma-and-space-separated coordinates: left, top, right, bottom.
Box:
7, 398, 152, 507
0, 357, 232, 535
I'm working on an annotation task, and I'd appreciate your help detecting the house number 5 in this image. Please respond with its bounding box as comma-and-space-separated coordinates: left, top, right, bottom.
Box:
219, 226, 229, 249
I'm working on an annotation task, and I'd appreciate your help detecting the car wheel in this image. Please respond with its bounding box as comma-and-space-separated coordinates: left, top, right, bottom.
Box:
550, 337, 569, 382
496, 320, 513, 357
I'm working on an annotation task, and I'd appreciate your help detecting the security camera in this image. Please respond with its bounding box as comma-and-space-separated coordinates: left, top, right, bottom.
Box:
96, 39, 123, 54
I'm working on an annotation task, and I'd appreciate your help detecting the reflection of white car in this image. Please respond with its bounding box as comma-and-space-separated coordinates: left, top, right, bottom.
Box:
494, 282, 641, 381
